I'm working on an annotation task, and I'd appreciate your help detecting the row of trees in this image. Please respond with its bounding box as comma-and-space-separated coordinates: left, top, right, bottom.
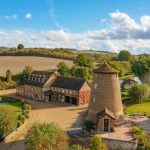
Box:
25, 122, 107, 150
0, 45, 76, 61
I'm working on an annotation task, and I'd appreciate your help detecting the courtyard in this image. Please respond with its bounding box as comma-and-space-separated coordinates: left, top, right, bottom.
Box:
0, 89, 88, 150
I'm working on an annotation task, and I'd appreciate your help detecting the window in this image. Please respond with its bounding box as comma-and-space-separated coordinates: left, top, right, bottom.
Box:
92, 97, 96, 103
94, 84, 98, 89
70, 90, 72, 94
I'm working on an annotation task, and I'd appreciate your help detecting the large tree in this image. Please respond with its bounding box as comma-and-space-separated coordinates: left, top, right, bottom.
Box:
17, 44, 24, 50
128, 84, 150, 104
25, 123, 69, 150
74, 53, 93, 68
71, 66, 92, 80
57, 62, 70, 77
132, 55, 150, 84
118, 50, 132, 61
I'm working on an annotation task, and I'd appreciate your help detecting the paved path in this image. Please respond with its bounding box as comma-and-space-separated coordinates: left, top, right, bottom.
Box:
0, 89, 88, 150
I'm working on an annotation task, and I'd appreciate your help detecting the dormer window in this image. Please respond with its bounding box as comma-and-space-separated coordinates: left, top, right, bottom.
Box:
42, 78, 44, 83
38, 76, 41, 82
92, 97, 96, 103
94, 84, 98, 89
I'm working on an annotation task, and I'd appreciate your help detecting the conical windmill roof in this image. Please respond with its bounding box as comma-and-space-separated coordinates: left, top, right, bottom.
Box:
94, 63, 119, 74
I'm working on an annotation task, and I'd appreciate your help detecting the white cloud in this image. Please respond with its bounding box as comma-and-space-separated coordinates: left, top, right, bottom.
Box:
4, 14, 17, 19
0, 11, 150, 54
25, 13, 32, 19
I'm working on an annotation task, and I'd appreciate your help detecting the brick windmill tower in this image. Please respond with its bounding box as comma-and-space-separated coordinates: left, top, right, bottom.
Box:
87, 63, 124, 132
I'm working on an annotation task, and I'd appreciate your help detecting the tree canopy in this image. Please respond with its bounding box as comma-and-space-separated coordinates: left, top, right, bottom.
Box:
118, 50, 132, 61
74, 53, 93, 68
17, 44, 24, 50
57, 62, 70, 77
128, 84, 150, 104
132, 55, 150, 83
25, 122, 69, 150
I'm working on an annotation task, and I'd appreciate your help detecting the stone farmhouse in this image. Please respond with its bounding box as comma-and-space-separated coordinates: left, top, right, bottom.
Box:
16, 70, 91, 106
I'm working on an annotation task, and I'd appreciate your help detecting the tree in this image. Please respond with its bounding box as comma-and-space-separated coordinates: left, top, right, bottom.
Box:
18, 66, 33, 85
71, 66, 92, 80
23, 66, 33, 76
0, 107, 17, 139
89, 136, 108, 150
132, 55, 150, 84
118, 50, 132, 61
17, 44, 24, 50
6, 69, 12, 82
57, 62, 70, 77
25, 122, 69, 150
74, 53, 93, 68
128, 84, 150, 104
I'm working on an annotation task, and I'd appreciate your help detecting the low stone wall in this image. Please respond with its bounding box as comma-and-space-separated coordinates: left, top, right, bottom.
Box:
103, 138, 137, 150
70, 135, 137, 150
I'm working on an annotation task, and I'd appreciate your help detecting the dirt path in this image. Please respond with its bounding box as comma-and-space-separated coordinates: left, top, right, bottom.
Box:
0, 89, 88, 150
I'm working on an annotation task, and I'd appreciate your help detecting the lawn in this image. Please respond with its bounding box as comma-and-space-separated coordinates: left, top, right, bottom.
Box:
0, 96, 23, 117
126, 98, 150, 116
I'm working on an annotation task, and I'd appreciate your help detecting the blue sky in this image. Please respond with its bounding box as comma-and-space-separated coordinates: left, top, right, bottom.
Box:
0, 0, 150, 54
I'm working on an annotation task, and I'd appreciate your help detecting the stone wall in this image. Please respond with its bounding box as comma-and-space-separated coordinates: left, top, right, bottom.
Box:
103, 138, 137, 150
70, 136, 137, 150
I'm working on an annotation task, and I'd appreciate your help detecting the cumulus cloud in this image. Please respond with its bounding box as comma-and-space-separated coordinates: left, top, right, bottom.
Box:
25, 13, 32, 19
0, 11, 150, 54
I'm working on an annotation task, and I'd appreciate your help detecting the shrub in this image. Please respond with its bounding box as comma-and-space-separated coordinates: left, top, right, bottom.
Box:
0, 107, 17, 138
132, 126, 150, 149
25, 122, 69, 150
83, 120, 94, 133
89, 136, 108, 150
70, 144, 86, 150
23, 103, 31, 111
17, 120, 23, 128
18, 115, 26, 122
22, 103, 31, 118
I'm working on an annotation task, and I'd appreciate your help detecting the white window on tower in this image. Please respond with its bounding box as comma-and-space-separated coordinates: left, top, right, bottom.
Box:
94, 83, 98, 89
92, 97, 96, 103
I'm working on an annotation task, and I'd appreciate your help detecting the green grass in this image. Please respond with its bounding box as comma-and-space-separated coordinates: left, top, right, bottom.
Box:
0, 96, 23, 117
126, 98, 150, 116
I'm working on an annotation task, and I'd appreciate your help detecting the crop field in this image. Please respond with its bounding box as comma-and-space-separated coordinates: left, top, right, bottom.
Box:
0, 56, 73, 76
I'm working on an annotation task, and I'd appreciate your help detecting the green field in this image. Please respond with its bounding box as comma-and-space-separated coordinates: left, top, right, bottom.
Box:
126, 98, 150, 116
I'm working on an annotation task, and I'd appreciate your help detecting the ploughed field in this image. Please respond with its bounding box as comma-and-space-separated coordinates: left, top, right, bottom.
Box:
0, 56, 73, 76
